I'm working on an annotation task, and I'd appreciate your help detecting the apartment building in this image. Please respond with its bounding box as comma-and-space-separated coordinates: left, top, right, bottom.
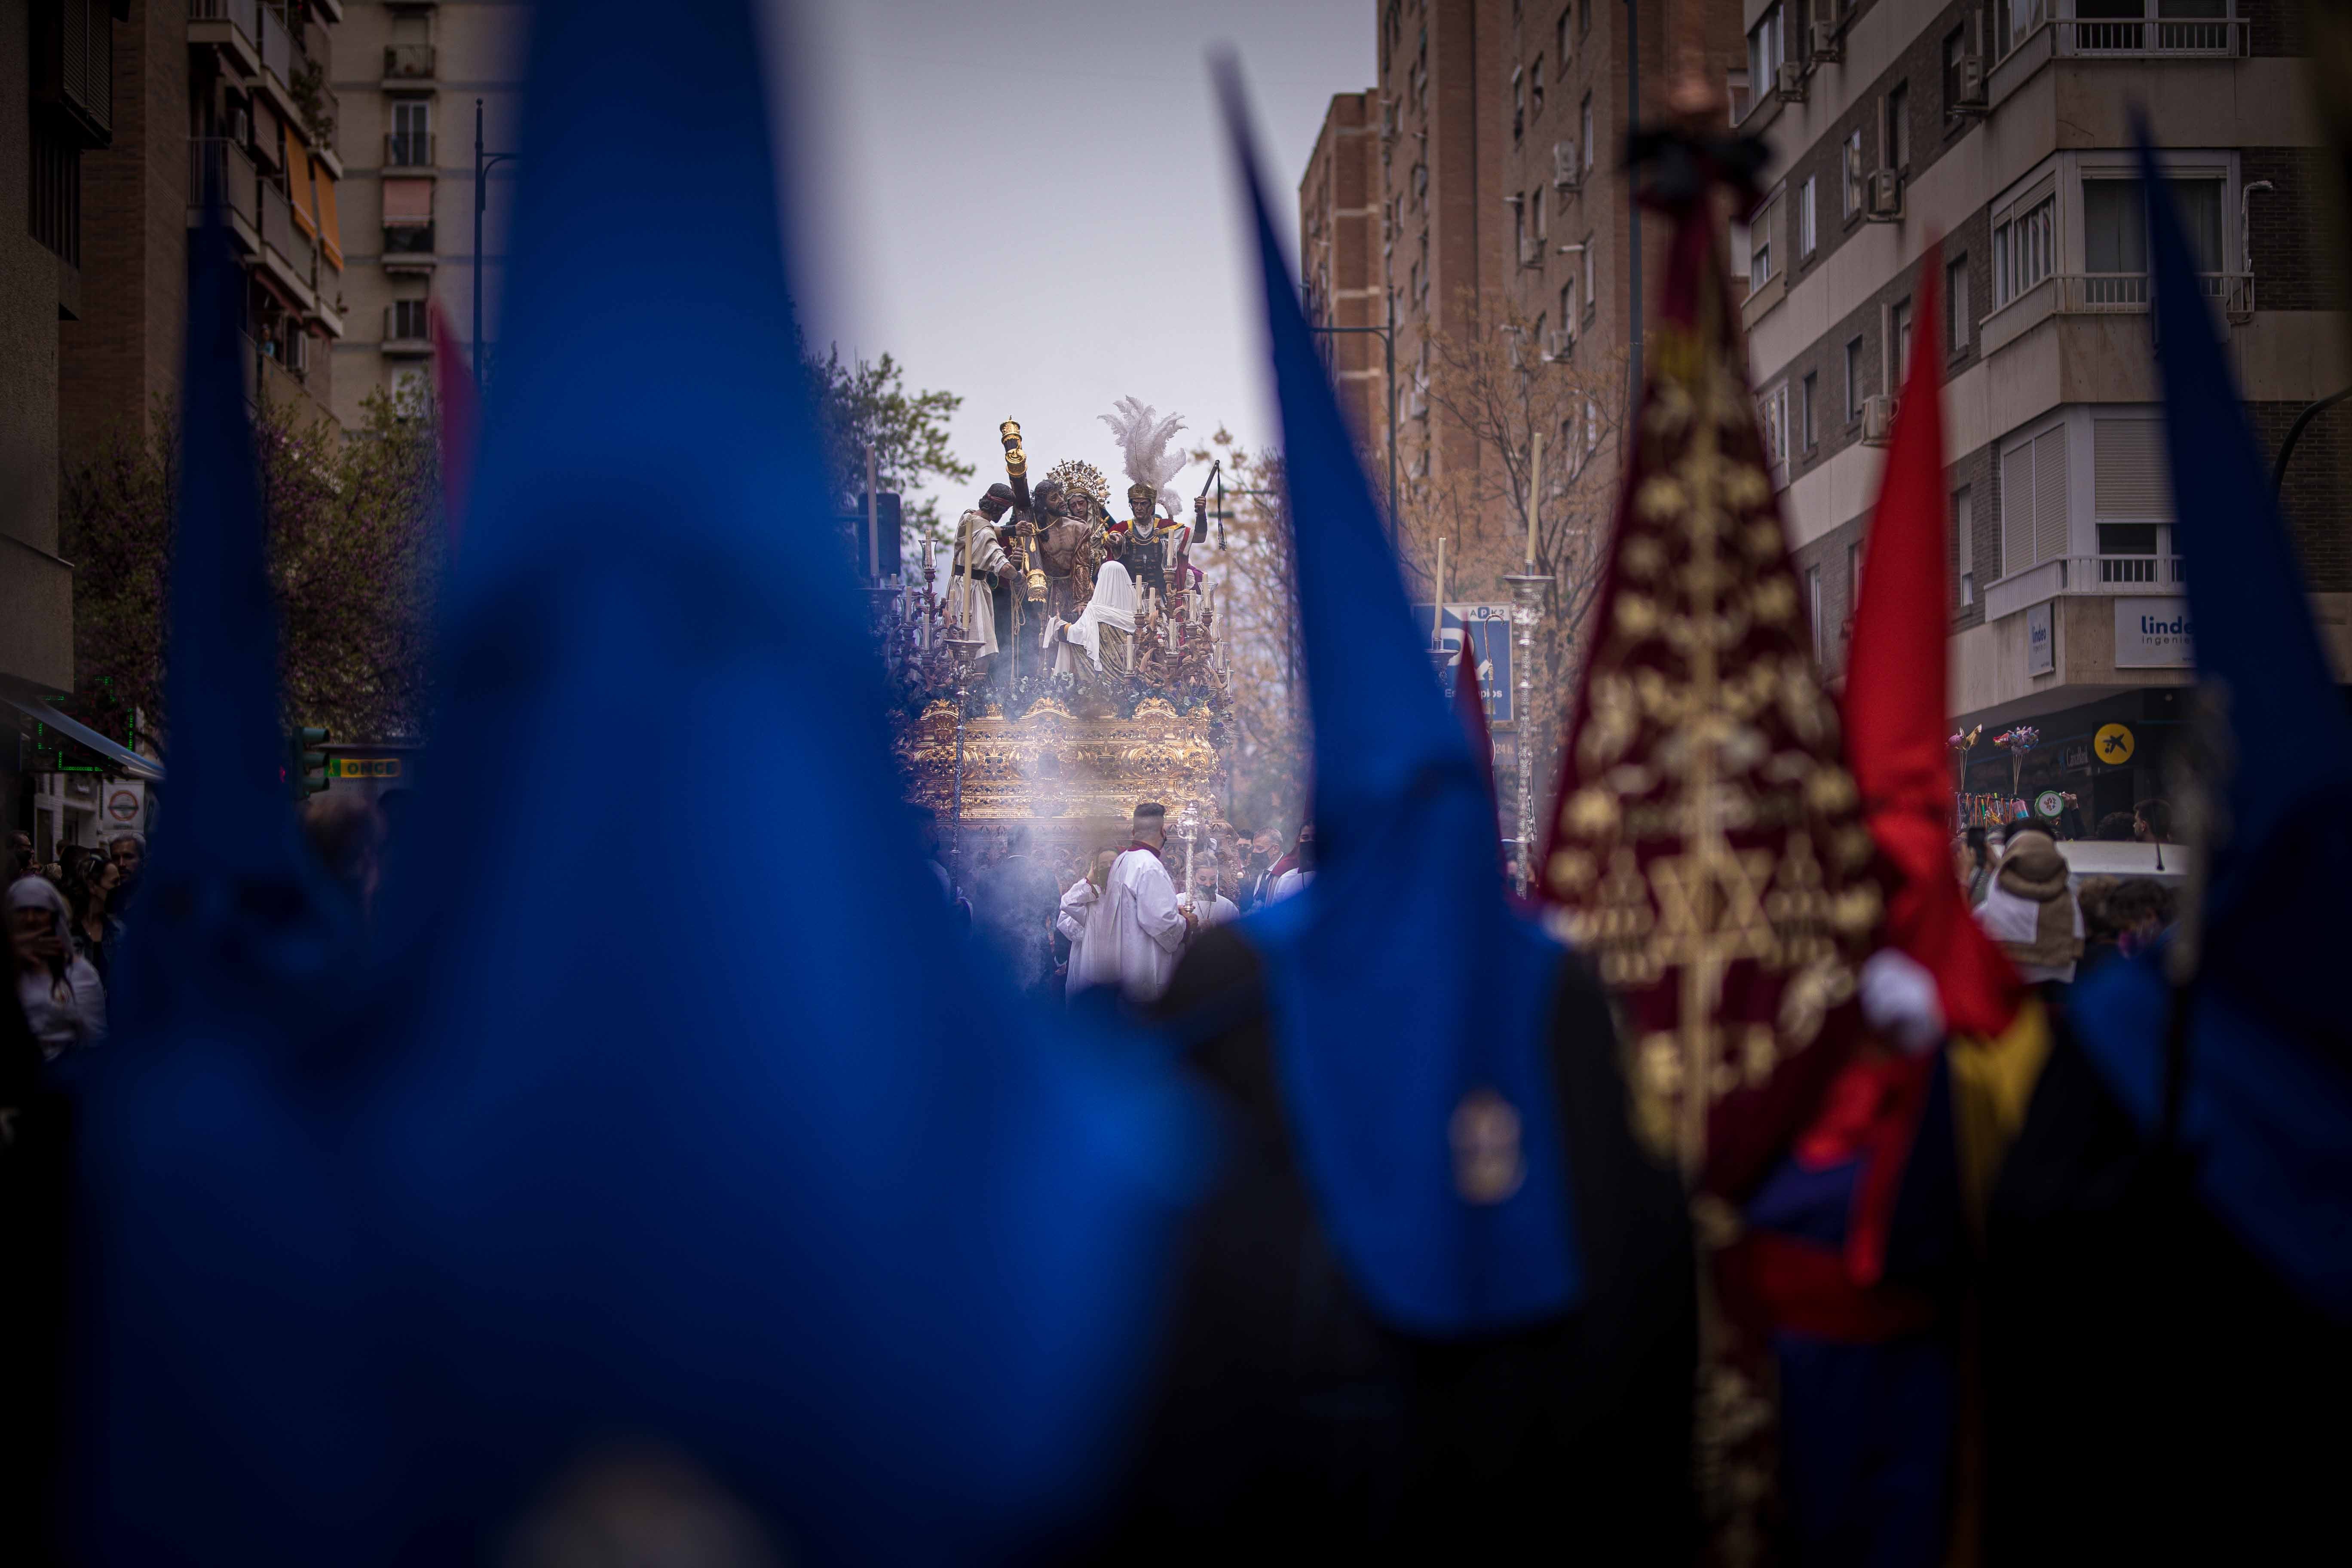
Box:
3, 0, 98, 714
329, 0, 525, 424
1302, 92, 1386, 456
1352, 0, 1743, 609
60, 0, 346, 464
1739, 0, 2351, 822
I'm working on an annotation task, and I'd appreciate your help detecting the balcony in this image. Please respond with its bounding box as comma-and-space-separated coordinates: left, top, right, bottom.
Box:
382, 305, 432, 356
187, 0, 262, 78
385, 131, 435, 168
1981, 270, 2254, 354
2051, 15, 2242, 57
258, 180, 318, 308
384, 43, 435, 80
384, 221, 436, 258
1984, 553, 2184, 622
187, 136, 259, 245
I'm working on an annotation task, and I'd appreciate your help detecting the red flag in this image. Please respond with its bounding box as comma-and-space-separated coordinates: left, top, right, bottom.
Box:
430, 300, 479, 550
1842, 242, 2024, 1041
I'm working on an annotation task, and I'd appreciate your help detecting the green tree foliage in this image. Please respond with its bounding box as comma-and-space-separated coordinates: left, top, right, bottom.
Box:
802, 343, 974, 557
60, 388, 443, 754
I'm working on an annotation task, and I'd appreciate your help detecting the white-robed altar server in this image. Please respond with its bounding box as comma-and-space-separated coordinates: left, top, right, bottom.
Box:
1069, 803, 1194, 1002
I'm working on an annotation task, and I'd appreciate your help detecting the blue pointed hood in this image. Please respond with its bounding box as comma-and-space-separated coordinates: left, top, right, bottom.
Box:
1216, 58, 1578, 1336
107, 211, 343, 1030
2069, 128, 2352, 1321
357, 1, 1206, 1555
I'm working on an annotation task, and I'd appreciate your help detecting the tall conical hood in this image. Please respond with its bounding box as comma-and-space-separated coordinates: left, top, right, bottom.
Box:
1216, 58, 1579, 1336
108, 210, 344, 1031
2067, 131, 2352, 1322
348, 1, 1206, 1554
1842, 242, 2023, 1039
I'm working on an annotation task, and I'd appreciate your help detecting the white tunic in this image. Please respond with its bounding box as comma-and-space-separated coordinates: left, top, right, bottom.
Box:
951, 510, 1008, 656
1057, 878, 1098, 978
1267, 867, 1310, 904
1078, 845, 1189, 1001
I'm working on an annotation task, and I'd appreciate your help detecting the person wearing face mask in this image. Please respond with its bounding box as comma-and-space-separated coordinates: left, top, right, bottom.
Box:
9, 877, 105, 1056
1265, 823, 1314, 904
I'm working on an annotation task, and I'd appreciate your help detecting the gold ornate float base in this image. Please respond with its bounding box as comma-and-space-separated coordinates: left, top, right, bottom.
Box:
899, 695, 1229, 856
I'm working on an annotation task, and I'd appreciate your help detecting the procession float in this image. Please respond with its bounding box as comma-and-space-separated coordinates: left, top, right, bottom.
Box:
882, 399, 1234, 863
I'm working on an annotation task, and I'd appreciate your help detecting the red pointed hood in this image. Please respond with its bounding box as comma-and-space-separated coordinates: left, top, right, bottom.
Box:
1841, 242, 2024, 1038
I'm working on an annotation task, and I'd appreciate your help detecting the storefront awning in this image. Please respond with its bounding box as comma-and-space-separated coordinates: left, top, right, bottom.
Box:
2, 695, 165, 782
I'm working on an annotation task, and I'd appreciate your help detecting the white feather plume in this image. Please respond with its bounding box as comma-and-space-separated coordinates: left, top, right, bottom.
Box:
1099, 397, 1189, 517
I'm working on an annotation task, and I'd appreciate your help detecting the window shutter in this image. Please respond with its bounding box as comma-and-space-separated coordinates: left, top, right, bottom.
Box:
2001, 442, 2034, 577
2094, 419, 2166, 519
2033, 427, 2068, 566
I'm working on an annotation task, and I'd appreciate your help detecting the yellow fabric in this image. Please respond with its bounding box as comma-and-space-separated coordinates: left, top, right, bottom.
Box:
1948, 995, 2055, 1234
285, 150, 317, 240
314, 164, 343, 270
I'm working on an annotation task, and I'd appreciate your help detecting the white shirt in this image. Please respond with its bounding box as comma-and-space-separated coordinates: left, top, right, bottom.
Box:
1267, 867, 1310, 904
1077, 845, 1190, 1001
1197, 891, 1240, 928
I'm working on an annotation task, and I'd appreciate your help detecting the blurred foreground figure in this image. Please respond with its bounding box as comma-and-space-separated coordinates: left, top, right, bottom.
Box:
1979, 135, 2352, 1565
1077, 66, 1695, 1563
62, 2, 1205, 1562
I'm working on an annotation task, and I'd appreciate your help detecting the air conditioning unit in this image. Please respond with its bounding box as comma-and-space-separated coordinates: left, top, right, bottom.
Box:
1864, 169, 1903, 221
1860, 394, 1897, 445
1775, 61, 1808, 103
1810, 21, 1844, 61
1542, 328, 1574, 361
1953, 52, 1988, 111
1553, 139, 1580, 190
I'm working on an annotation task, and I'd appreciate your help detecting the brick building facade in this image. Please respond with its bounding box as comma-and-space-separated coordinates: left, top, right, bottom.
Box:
1740, 0, 2352, 824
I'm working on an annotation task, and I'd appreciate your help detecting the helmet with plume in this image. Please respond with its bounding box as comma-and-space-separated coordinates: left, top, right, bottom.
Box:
1100, 397, 1188, 521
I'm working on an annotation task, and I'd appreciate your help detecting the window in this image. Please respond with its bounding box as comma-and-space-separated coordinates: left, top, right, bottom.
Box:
1806, 564, 1825, 648
1886, 82, 1909, 170
1848, 542, 1864, 615
1760, 383, 1790, 477
1729, 69, 1753, 125
1532, 55, 1545, 116
1580, 0, 1590, 39
1513, 69, 1526, 141
1533, 187, 1547, 242
1993, 193, 2054, 306
2083, 175, 2225, 289
1580, 96, 1594, 172
2000, 423, 2069, 578
1558, 8, 1571, 67
1799, 175, 1817, 258
1801, 371, 1818, 450
1412, 160, 1428, 210
1942, 28, 1968, 114
389, 364, 428, 413
391, 298, 429, 339
1948, 256, 1971, 353
390, 100, 432, 167
1956, 485, 1975, 604
1749, 3, 1785, 95
1751, 205, 1774, 291
1582, 235, 1596, 313
1892, 297, 1913, 383
1844, 336, 1863, 420
1586, 397, 1599, 453
1559, 280, 1576, 343
1843, 129, 1864, 219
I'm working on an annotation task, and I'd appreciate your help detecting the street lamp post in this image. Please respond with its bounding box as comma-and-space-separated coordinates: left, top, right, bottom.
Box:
1502, 570, 1549, 896
1305, 292, 1400, 550
473, 99, 518, 401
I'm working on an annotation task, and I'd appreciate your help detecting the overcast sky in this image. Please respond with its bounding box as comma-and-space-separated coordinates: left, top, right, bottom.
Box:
771, 0, 1375, 533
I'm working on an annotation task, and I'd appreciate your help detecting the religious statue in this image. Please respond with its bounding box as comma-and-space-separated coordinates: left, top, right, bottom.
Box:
947, 481, 1015, 662
1030, 474, 1101, 625
1099, 397, 1190, 603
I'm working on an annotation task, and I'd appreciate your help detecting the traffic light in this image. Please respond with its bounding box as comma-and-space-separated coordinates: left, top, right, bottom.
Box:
290, 726, 330, 799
